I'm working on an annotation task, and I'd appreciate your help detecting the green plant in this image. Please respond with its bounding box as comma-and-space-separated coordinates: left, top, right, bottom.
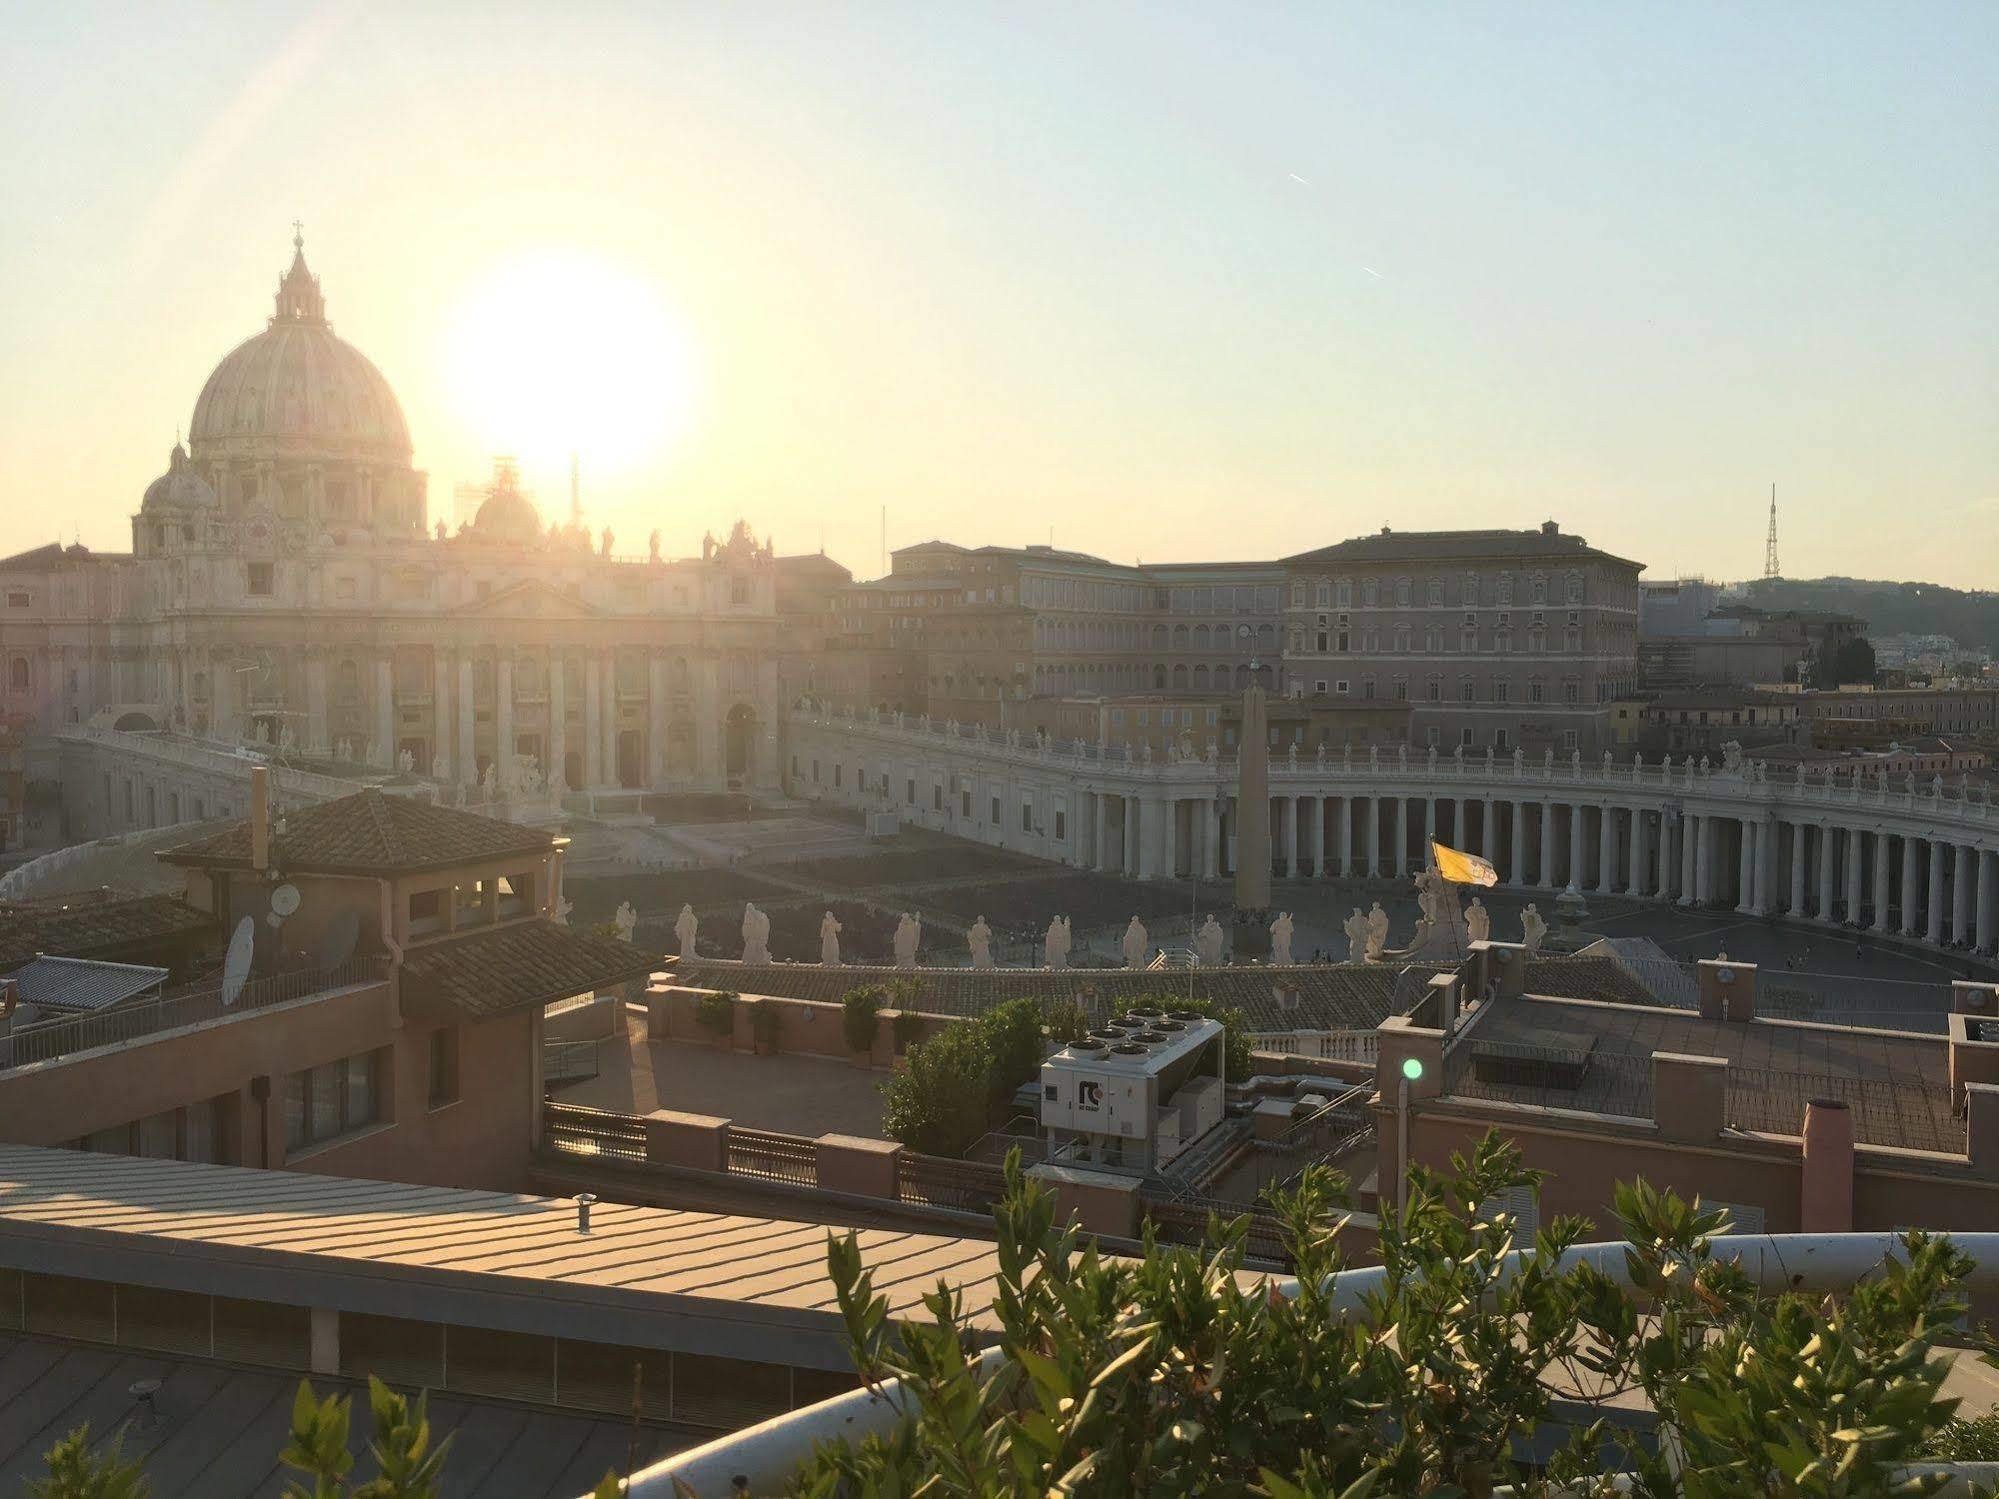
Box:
1923, 1409, 1999, 1461
799, 1132, 1983, 1496
1112, 991, 1253, 1079
1039, 996, 1090, 1046
980, 996, 1049, 1101
750, 1000, 782, 1049
892, 1008, 926, 1051
841, 985, 885, 1054
693, 990, 736, 1035
27, 1426, 147, 1499
879, 1022, 990, 1157
278, 1377, 451, 1498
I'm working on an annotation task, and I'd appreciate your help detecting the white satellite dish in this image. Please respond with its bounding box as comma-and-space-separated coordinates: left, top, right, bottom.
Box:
269, 883, 301, 918
317, 907, 361, 971
221, 916, 256, 1006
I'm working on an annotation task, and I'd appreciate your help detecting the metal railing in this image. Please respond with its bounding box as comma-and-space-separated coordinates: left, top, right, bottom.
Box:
543, 1100, 647, 1160
727, 1127, 818, 1188
542, 1039, 603, 1088
1247, 1030, 1379, 1063
895, 1152, 1005, 1211
0, 954, 388, 1071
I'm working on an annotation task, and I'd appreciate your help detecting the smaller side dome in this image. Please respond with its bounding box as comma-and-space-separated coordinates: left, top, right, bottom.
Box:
467, 458, 543, 544
142, 442, 217, 511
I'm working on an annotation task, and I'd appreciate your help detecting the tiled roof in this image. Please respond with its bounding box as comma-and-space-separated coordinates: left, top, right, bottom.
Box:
1521, 956, 1665, 1009
1282, 526, 1636, 569
0, 891, 212, 970
400, 919, 660, 1020
4, 955, 168, 1012
158, 788, 554, 875
670, 960, 1412, 1034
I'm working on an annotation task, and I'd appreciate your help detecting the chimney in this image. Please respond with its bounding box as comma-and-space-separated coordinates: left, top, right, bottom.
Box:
249, 765, 271, 872
1696, 959, 1755, 1021
1800, 1098, 1855, 1232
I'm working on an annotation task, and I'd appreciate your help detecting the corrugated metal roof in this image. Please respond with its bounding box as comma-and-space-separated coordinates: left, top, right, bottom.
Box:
4, 955, 167, 1012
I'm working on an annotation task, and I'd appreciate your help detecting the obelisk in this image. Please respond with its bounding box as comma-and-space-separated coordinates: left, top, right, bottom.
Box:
1232, 681, 1272, 957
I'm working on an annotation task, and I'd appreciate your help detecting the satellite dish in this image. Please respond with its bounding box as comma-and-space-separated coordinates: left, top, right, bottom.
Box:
221, 916, 256, 1006
317, 907, 361, 971
269, 883, 301, 918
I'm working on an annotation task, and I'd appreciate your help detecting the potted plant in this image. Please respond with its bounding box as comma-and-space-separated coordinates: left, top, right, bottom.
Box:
694, 990, 736, 1042
750, 1000, 782, 1055
841, 985, 884, 1067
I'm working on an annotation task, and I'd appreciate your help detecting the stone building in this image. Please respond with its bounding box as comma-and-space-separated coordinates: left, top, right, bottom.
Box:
0, 234, 786, 822
1280, 522, 1642, 757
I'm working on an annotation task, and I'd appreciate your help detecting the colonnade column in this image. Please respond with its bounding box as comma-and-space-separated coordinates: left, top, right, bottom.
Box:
1423, 796, 1437, 857
1598, 808, 1618, 895
1817, 827, 1836, 923
1790, 822, 1808, 917
1204, 800, 1222, 880
601, 651, 619, 788
1482, 800, 1497, 864
1510, 801, 1528, 885
1844, 831, 1864, 926
1680, 813, 1700, 906
1310, 796, 1325, 877
1736, 819, 1756, 914
1871, 832, 1892, 932
432, 650, 452, 778
1538, 802, 1556, 888
1394, 798, 1410, 879
456, 653, 476, 784
1901, 836, 1922, 937
374, 657, 394, 767
583, 656, 603, 786
1978, 850, 1996, 954
1160, 798, 1177, 880
647, 656, 668, 784
1095, 795, 1110, 873
1364, 797, 1380, 878
1627, 809, 1646, 896
1338, 797, 1353, 878
305, 649, 329, 755
1567, 805, 1587, 891
1955, 845, 1975, 944
1656, 810, 1676, 901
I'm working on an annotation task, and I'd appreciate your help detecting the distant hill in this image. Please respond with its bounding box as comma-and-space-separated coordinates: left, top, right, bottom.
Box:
1739, 577, 1999, 654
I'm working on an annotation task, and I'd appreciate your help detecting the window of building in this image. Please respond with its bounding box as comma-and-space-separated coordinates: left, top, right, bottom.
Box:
1460, 728, 1475, 747
246, 562, 274, 596
1393, 678, 1409, 702
283, 1051, 379, 1153
1054, 809, 1066, 841
1563, 729, 1579, 751
496, 872, 534, 919
6, 658, 27, 693
961, 789, 972, 817
1020, 802, 1033, 833
1335, 679, 1349, 695
1495, 681, 1510, 704
1425, 726, 1440, 746
991, 794, 1001, 825
1529, 682, 1544, 705
1563, 682, 1580, 705
1426, 678, 1442, 702
454, 880, 491, 927
1315, 679, 1328, 694
408, 888, 445, 937
428, 1028, 460, 1108
7, 591, 30, 608
1495, 728, 1510, 751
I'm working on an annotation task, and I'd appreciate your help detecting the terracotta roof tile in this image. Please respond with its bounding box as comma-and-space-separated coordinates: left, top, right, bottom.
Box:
158, 788, 553, 875
0, 892, 213, 971
401, 920, 660, 1020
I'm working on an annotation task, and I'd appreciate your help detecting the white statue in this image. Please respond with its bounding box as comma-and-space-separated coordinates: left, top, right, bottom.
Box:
819, 910, 842, 966
1342, 908, 1370, 963
1195, 915, 1225, 967
968, 916, 994, 970
480, 762, 498, 800
674, 903, 698, 959
893, 912, 921, 968
742, 903, 771, 964
1520, 902, 1547, 957
1466, 896, 1491, 945
397, 748, 415, 775
1121, 916, 1149, 969
554, 896, 574, 927
1270, 911, 1295, 966
1364, 902, 1390, 962
1044, 915, 1072, 970
613, 901, 638, 944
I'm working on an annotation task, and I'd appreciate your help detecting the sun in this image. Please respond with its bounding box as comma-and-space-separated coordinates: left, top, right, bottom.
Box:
438, 248, 697, 480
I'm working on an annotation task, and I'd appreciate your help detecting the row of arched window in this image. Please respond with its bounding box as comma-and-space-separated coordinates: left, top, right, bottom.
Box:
1288, 571, 1589, 610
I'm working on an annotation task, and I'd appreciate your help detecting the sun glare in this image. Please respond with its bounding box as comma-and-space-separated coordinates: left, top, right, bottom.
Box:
438, 249, 697, 481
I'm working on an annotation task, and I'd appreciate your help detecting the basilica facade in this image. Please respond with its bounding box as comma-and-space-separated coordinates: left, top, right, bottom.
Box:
0, 235, 785, 802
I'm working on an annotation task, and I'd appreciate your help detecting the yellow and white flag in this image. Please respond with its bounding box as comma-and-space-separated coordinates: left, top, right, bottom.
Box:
1430, 840, 1498, 887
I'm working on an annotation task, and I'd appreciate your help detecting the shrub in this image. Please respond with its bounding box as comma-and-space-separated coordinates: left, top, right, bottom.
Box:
693, 990, 736, 1035
749, 1000, 782, 1049
1925, 1409, 1999, 1460
1039, 996, 1090, 1046
841, 985, 886, 1054
980, 996, 1049, 1101
27, 1426, 147, 1499
891, 1008, 926, 1051
879, 1023, 990, 1157
805, 1132, 1980, 1496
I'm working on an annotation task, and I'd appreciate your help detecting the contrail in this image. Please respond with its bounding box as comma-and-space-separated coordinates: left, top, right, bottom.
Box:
1288, 172, 1309, 185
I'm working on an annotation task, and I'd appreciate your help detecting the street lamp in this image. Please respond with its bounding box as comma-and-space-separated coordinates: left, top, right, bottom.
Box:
1397, 1055, 1425, 1217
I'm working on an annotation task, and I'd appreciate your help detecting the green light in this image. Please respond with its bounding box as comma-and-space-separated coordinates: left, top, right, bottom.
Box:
1401, 1057, 1425, 1081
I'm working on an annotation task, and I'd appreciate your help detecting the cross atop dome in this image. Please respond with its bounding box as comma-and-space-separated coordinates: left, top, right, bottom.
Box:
273, 223, 326, 326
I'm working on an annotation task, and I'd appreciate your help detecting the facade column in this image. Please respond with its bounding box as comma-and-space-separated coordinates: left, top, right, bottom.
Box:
1424, 796, 1437, 854
1338, 797, 1354, 877
1901, 835, 1922, 937
1566, 803, 1586, 890
210, 648, 236, 743
1481, 799, 1497, 863
1627, 809, 1646, 896
1310, 796, 1325, 878
457, 654, 476, 783
601, 650, 619, 787
583, 656, 603, 786
1736, 819, 1756, 914
548, 655, 567, 792
1978, 850, 1996, 954
1656, 810, 1675, 900
1598, 807, 1618, 895
496, 654, 515, 774
373, 656, 394, 767
1539, 801, 1557, 888
1510, 801, 1528, 886
1843, 829, 1863, 925
648, 655, 668, 785
1871, 832, 1892, 933
431, 648, 452, 778
1927, 841, 1946, 944
1280, 796, 1296, 878
1095, 795, 1110, 873
304, 650, 329, 755
1126, 797, 1143, 878
1394, 797, 1410, 878
1790, 822, 1808, 916
1204, 800, 1221, 880
1955, 844, 1975, 944
1680, 813, 1700, 906
1367, 797, 1382, 879
1160, 798, 1177, 880
695, 655, 722, 785
1817, 826, 1837, 922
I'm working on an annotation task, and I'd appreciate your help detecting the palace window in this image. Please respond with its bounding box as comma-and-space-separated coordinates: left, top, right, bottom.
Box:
283, 1051, 380, 1153
246, 562, 274, 596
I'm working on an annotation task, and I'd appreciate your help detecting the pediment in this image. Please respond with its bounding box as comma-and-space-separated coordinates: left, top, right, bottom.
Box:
454, 578, 598, 618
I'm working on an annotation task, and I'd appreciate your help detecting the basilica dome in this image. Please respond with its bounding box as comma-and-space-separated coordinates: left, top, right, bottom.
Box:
187, 233, 411, 465
140, 441, 217, 511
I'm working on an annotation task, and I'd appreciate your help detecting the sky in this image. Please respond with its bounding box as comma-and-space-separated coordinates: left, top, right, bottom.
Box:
0, 2, 1993, 585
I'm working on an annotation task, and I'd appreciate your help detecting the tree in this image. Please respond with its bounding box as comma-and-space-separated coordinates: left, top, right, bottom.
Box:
1821, 636, 1878, 688
27, 1428, 147, 1499
879, 1022, 991, 1157
800, 1134, 1983, 1496
1112, 991, 1253, 1079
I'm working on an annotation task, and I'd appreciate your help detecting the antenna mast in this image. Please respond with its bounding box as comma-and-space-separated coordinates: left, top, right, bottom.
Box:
1763, 483, 1780, 579
569, 452, 581, 530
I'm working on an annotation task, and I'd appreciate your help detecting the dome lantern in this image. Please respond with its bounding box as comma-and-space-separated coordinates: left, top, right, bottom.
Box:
273, 221, 326, 326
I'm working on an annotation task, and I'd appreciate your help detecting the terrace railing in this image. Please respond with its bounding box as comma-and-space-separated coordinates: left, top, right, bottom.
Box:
0, 954, 389, 1071
727, 1127, 818, 1188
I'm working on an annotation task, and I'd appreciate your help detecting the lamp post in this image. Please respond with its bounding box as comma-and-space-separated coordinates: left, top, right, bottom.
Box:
1396, 1054, 1424, 1217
